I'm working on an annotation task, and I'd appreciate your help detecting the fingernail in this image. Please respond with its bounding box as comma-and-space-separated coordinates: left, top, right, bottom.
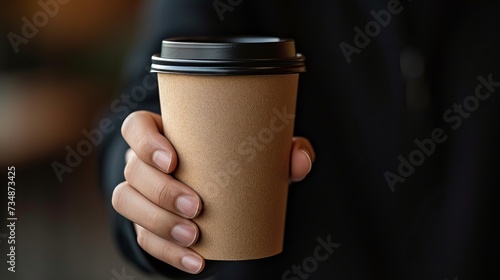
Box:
176, 195, 199, 218
153, 150, 171, 173
300, 149, 313, 175
172, 224, 197, 247
181, 255, 203, 273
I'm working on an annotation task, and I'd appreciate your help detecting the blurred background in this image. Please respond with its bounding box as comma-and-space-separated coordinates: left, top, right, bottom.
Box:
0, 0, 159, 279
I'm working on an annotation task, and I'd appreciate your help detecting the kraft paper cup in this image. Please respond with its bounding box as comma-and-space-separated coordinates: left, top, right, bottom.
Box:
151, 36, 305, 260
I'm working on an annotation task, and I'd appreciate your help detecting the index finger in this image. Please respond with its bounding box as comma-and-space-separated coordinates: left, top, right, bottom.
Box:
121, 111, 178, 173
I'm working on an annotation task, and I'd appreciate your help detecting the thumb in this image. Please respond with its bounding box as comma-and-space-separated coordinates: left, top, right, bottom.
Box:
290, 137, 315, 182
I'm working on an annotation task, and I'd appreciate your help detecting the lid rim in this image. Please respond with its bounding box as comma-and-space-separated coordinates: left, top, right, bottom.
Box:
151, 53, 305, 63
150, 66, 305, 75
152, 36, 305, 75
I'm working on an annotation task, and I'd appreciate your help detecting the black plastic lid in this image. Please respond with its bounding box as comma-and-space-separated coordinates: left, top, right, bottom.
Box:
151, 36, 305, 75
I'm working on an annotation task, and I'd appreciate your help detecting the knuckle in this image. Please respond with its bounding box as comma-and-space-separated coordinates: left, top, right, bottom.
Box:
154, 176, 178, 208
125, 148, 135, 163
136, 133, 156, 156
135, 226, 147, 248
154, 182, 170, 207
161, 244, 177, 264
121, 111, 138, 137
111, 183, 126, 212
121, 110, 148, 138
147, 209, 164, 232
123, 154, 138, 182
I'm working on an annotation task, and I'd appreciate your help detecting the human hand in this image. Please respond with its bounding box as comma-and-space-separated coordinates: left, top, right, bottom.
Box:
112, 111, 315, 274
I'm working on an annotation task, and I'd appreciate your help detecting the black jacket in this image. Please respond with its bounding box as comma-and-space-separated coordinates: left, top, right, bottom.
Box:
99, 0, 500, 279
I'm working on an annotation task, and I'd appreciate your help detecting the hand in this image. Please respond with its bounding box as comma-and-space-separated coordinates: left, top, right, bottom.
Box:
112, 111, 315, 274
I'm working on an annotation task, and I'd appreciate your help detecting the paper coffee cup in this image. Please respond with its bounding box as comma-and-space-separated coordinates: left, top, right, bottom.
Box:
151, 36, 305, 260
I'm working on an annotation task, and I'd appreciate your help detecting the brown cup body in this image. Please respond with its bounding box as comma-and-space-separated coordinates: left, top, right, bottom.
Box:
158, 73, 298, 260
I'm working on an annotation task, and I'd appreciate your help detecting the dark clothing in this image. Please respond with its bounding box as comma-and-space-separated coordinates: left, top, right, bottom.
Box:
99, 0, 500, 279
